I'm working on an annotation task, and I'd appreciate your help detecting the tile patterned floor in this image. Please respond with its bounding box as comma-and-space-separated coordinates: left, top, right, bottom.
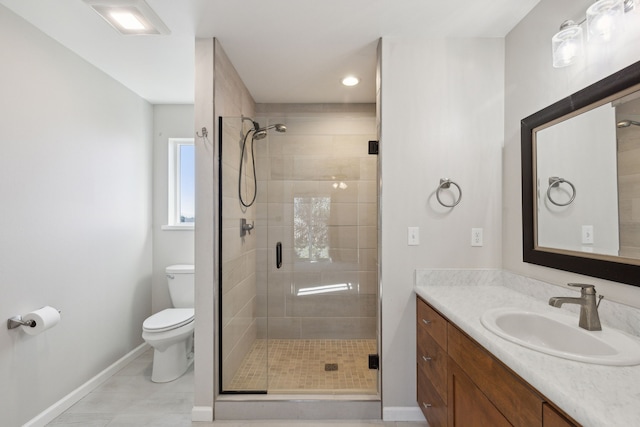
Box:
47, 349, 194, 426
48, 347, 426, 427
227, 339, 377, 393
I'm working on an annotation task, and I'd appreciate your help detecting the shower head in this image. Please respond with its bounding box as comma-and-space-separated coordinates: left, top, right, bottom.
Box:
617, 119, 640, 128
253, 130, 268, 140
251, 123, 287, 140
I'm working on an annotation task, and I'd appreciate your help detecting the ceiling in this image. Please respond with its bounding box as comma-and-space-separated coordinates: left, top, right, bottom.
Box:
0, 0, 540, 104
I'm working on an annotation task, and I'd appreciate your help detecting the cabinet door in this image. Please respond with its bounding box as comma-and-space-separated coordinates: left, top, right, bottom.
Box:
448, 359, 511, 427
448, 323, 543, 426
543, 403, 579, 427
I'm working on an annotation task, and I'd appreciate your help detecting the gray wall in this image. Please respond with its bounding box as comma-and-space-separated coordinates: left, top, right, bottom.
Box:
380, 37, 505, 417
0, 7, 153, 426
152, 105, 195, 313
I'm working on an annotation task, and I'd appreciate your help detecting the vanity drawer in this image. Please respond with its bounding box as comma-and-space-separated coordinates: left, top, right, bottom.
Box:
417, 297, 447, 349
417, 370, 447, 427
448, 323, 543, 427
417, 326, 447, 403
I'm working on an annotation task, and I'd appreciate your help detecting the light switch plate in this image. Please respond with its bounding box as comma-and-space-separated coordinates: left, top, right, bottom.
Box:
582, 225, 594, 244
408, 227, 419, 246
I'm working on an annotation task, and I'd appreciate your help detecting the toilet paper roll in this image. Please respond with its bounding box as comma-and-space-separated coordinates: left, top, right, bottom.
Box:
21, 306, 61, 335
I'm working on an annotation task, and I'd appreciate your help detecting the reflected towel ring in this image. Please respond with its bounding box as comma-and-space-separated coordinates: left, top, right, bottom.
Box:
436, 179, 462, 207
547, 177, 576, 206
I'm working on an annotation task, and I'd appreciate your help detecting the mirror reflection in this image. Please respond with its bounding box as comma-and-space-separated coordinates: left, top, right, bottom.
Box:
534, 85, 640, 260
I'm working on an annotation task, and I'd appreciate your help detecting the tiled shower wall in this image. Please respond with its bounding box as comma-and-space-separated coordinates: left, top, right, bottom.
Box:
221, 117, 259, 390
215, 39, 257, 391
254, 105, 378, 339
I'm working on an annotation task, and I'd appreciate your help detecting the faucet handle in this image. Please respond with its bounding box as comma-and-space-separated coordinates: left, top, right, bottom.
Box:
568, 283, 596, 294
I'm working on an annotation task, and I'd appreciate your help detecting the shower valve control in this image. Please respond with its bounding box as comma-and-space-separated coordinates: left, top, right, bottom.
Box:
240, 218, 254, 237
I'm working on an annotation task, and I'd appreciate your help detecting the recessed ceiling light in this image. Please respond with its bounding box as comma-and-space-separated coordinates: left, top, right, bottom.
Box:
83, 0, 170, 35
341, 76, 360, 87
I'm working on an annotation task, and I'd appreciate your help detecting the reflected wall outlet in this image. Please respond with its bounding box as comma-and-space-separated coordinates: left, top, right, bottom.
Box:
582, 225, 594, 244
471, 228, 483, 247
408, 227, 419, 246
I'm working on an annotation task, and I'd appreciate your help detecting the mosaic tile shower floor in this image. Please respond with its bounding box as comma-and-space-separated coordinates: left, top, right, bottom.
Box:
227, 339, 378, 393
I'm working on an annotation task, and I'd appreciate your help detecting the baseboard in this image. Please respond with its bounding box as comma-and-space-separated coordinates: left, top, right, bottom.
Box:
23, 343, 149, 427
382, 406, 426, 421
192, 406, 214, 422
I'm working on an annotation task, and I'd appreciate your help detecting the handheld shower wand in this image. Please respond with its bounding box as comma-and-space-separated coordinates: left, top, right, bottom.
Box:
239, 119, 287, 207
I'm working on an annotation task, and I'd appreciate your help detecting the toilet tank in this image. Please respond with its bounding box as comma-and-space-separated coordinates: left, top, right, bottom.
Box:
166, 264, 194, 308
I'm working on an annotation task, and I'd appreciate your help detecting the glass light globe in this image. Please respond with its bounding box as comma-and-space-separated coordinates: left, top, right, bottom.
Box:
587, 0, 625, 42
552, 22, 584, 68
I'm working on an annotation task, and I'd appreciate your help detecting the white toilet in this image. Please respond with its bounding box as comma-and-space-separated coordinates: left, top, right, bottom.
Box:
142, 264, 195, 383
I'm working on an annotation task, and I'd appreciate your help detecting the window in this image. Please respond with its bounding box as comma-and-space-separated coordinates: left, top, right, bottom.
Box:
166, 138, 195, 228
293, 196, 331, 261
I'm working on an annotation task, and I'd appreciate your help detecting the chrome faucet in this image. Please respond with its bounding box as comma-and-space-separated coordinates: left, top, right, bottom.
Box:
548, 283, 603, 331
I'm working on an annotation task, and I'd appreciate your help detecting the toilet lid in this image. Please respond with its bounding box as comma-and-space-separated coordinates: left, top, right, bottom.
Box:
143, 308, 194, 332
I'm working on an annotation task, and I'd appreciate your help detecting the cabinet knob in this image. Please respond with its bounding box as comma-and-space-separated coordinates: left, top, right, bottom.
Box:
422, 319, 431, 325
422, 355, 432, 362
422, 402, 432, 408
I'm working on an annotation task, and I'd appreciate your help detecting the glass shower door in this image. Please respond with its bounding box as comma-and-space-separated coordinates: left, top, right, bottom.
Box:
220, 113, 379, 395
219, 116, 268, 393
262, 115, 379, 394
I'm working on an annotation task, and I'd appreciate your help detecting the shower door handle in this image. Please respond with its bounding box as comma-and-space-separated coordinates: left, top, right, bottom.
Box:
276, 242, 282, 269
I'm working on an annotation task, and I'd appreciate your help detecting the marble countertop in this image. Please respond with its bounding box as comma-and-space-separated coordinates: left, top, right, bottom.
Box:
414, 282, 640, 427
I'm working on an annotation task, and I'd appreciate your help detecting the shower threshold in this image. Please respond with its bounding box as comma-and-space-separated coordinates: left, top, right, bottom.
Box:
215, 393, 382, 421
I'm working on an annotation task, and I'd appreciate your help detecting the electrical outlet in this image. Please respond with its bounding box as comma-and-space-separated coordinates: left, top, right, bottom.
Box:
471, 228, 483, 247
408, 227, 419, 246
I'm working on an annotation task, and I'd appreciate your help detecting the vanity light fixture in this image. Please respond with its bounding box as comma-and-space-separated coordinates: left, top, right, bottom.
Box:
83, 0, 170, 35
587, 0, 625, 42
552, 20, 584, 68
341, 76, 360, 87
552, 0, 635, 68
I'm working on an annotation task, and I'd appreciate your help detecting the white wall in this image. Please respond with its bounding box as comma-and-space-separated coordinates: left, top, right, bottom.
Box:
380, 38, 504, 413
504, 0, 640, 307
152, 105, 195, 312
0, 7, 153, 426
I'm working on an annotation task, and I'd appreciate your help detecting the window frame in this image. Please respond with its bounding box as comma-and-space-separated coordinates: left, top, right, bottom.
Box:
164, 137, 195, 229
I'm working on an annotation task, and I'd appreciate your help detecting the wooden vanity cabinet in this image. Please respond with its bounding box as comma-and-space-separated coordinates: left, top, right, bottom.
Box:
416, 296, 580, 427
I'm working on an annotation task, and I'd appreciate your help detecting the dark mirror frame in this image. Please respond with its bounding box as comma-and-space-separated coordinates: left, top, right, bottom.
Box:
521, 60, 640, 288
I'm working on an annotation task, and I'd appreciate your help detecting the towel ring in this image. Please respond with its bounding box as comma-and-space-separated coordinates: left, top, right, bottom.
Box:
547, 177, 576, 206
436, 179, 462, 207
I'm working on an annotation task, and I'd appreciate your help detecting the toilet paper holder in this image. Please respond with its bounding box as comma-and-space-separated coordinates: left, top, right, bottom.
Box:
7, 315, 35, 329
7, 309, 62, 330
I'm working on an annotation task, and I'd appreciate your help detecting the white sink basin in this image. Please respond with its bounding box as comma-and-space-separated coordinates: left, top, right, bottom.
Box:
481, 307, 640, 366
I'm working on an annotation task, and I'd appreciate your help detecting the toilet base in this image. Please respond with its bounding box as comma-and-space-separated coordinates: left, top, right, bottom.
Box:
150, 335, 194, 383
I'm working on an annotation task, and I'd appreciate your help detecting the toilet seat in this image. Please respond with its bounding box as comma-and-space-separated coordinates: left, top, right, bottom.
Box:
143, 308, 194, 332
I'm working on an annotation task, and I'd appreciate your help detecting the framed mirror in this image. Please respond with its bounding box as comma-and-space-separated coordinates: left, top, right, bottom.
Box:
521, 60, 640, 287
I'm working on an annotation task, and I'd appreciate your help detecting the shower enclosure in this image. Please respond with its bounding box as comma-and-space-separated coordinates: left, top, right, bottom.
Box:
218, 110, 379, 394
